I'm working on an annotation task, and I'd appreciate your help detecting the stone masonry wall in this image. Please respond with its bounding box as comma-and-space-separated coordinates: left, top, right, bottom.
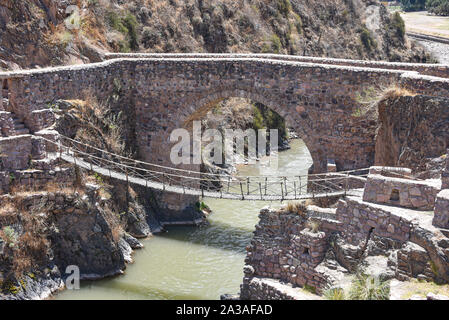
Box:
0, 134, 31, 170
443, 150, 449, 189
0, 111, 14, 136
362, 174, 441, 210
243, 207, 336, 295
433, 190, 449, 229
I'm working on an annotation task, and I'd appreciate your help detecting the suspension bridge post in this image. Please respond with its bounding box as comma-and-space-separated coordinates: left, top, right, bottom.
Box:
227, 176, 230, 193
259, 182, 263, 200
283, 177, 287, 195
264, 177, 267, 196
247, 177, 250, 195
298, 176, 302, 195
281, 182, 284, 201
240, 182, 244, 200
294, 181, 297, 199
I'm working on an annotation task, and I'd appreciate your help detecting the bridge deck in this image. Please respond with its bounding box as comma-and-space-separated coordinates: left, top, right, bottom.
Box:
58, 153, 361, 201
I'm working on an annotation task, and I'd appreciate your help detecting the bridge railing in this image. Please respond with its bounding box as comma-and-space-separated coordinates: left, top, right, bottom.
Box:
39, 134, 369, 200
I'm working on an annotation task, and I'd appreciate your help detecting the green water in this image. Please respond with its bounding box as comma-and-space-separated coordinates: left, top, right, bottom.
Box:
55, 139, 312, 300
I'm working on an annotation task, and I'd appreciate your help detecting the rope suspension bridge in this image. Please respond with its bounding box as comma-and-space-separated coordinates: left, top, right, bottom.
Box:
41, 135, 369, 201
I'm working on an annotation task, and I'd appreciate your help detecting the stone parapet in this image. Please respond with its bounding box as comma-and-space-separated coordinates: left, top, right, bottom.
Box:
433, 189, 449, 229
368, 166, 412, 179
362, 174, 441, 210
240, 277, 318, 300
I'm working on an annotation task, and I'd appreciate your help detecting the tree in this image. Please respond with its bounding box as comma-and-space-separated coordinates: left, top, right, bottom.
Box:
427, 0, 449, 16
400, 0, 426, 11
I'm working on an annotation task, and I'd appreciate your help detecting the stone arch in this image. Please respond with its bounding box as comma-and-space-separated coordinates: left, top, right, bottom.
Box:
174, 88, 323, 173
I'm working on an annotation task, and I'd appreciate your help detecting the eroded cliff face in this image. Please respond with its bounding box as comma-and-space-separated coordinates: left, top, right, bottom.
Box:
374, 95, 449, 174
0, 184, 140, 300
0, 0, 432, 71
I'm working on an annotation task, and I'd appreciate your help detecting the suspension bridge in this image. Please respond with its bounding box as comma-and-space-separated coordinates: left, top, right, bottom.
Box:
41, 135, 369, 201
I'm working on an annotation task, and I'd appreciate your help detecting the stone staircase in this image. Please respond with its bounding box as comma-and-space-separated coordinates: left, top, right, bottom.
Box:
11, 114, 30, 135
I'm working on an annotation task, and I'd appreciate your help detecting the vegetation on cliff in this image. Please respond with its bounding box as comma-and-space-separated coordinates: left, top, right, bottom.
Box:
0, 0, 433, 70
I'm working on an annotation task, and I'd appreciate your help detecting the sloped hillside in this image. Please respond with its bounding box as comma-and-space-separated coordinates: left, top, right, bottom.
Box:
0, 0, 432, 70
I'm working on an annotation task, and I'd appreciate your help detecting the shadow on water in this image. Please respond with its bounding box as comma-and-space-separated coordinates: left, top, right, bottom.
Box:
159, 219, 256, 254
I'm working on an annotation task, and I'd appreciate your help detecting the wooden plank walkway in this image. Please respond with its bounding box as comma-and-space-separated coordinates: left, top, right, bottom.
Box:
58, 153, 361, 201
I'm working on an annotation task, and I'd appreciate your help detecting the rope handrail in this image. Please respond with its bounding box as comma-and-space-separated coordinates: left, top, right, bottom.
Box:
38, 134, 366, 200
56, 134, 370, 179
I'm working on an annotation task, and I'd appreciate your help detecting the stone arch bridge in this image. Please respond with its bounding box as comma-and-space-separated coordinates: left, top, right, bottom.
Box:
1, 54, 449, 218
2, 54, 449, 174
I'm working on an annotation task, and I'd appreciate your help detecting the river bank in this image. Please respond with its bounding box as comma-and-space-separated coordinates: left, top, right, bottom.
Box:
54, 139, 312, 300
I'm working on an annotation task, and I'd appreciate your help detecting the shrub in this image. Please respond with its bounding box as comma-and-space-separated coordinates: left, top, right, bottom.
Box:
348, 274, 390, 300
360, 27, 377, 51
400, 0, 426, 11
123, 13, 139, 50
2, 226, 18, 248
306, 219, 320, 233
262, 34, 282, 53
390, 12, 405, 41
277, 0, 292, 16
427, 0, 449, 16
106, 12, 139, 51
323, 287, 346, 300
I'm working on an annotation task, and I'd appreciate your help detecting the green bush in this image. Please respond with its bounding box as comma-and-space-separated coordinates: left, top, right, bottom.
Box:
277, 0, 292, 16
427, 0, 449, 16
123, 13, 139, 50
360, 27, 377, 51
106, 11, 139, 51
262, 34, 282, 54
323, 287, 346, 300
400, 0, 426, 11
348, 274, 390, 300
390, 12, 405, 41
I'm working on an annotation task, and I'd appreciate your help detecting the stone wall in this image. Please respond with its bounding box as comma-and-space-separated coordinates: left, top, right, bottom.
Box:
104, 53, 449, 78
0, 134, 31, 170
443, 151, 449, 189
375, 95, 449, 173
362, 174, 441, 210
433, 190, 449, 229
0, 111, 14, 136
242, 207, 336, 295
240, 277, 317, 300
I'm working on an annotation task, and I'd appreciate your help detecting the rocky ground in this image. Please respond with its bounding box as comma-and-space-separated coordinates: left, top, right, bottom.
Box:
413, 39, 449, 64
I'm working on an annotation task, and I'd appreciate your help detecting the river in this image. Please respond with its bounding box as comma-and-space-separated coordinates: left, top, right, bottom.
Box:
55, 139, 312, 300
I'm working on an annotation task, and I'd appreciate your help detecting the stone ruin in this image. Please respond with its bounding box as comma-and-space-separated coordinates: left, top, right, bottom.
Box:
241, 152, 449, 299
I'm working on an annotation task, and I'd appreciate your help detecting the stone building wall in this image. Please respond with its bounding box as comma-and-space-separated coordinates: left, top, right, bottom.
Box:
362, 174, 441, 210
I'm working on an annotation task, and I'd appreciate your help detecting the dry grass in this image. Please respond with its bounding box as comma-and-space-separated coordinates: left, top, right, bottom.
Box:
68, 91, 126, 156
353, 84, 416, 118
306, 219, 321, 233
284, 201, 308, 217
